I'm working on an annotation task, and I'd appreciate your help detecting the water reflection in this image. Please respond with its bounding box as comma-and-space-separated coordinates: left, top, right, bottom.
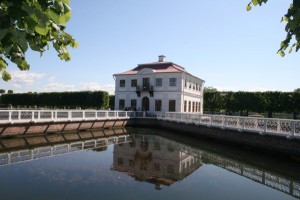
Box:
0, 129, 128, 166
0, 129, 299, 199
111, 133, 300, 198
111, 135, 202, 190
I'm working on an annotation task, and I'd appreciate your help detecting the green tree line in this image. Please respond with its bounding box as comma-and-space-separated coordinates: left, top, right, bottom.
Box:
204, 88, 300, 119
1, 91, 109, 109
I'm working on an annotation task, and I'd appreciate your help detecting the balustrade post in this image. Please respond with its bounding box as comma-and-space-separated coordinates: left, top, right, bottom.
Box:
241, 118, 245, 130
8, 111, 12, 123
18, 111, 21, 120
116, 111, 119, 118
31, 111, 34, 121
277, 120, 280, 132
224, 117, 227, 128
264, 119, 267, 133
82, 111, 85, 120
290, 121, 295, 138
68, 111, 72, 120
38, 111, 40, 120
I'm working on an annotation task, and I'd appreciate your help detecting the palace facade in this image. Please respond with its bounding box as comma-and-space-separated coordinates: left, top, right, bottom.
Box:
113, 56, 205, 113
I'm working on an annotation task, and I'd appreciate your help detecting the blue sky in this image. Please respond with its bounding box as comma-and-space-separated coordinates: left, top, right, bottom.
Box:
1, 0, 298, 94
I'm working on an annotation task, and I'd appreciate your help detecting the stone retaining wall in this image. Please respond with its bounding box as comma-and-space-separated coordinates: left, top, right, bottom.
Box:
0, 119, 128, 137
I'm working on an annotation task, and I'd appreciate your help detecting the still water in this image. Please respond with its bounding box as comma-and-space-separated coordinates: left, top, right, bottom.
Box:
0, 128, 299, 200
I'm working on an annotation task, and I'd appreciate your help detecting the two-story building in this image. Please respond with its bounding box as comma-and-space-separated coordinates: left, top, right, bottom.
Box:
113, 55, 205, 113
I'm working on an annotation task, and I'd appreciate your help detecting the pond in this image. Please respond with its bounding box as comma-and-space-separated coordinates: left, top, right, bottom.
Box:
0, 128, 299, 200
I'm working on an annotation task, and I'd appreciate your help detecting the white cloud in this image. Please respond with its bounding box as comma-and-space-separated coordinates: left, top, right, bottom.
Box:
10, 71, 45, 85
3, 72, 116, 94
79, 82, 115, 94
214, 86, 237, 92
209, 86, 279, 92
48, 76, 56, 82
43, 82, 76, 92
12, 83, 22, 89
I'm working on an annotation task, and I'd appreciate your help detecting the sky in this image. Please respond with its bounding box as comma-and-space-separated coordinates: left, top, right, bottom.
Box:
1, 0, 298, 94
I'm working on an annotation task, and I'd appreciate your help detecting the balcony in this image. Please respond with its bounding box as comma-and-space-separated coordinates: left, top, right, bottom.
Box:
136, 85, 154, 97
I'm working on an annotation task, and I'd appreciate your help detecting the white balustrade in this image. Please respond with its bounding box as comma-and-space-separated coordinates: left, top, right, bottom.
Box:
0, 110, 133, 124
0, 110, 299, 139
159, 112, 300, 139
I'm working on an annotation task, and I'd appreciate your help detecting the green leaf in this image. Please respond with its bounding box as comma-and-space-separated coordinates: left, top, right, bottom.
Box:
35, 23, 49, 35
48, 9, 60, 24
252, 0, 259, 6
246, 5, 252, 11
59, 11, 71, 24
0, 59, 7, 70
71, 40, 78, 48
2, 70, 11, 81
62, 0, 70, 5
0, 29, 8, 41
278, 50, 285, 57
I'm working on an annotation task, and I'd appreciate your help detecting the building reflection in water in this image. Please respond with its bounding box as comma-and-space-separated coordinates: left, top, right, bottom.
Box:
111, 135, 203, 190
0, 130, 299, 199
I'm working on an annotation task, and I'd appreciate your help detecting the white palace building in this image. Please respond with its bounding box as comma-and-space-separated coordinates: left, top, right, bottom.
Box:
113, 55, 205, 113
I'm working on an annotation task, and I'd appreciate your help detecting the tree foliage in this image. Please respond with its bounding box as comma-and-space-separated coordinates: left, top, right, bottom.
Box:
1, 91, 109, 109
0, 0, 77, 81
247, 0, 300, 57
203, 88, 300, 119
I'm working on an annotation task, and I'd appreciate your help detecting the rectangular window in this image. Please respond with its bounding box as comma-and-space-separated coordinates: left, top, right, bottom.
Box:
155, 78, 162, 87
184, 80, 187, 88
119, 99, 125, 110
184, 100, 187, 112
188, 101, 191, 112
169, 100, 176, 112
192, 102, 195, 112
155, 100, 162, 111
131, 99, 137, 110
131, 79, 137, 87
120, 80, 125, 87
169, 78, 177, 87
143, 78, 150, 90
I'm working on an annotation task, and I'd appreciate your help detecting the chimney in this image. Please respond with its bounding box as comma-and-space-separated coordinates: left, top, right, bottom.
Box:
158, 55, 166, 62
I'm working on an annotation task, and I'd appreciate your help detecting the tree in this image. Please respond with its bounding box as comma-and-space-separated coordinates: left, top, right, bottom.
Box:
203, 87, 222, 113
247, 0, 300, 57
7, 89, 13, 94
0, 89, 5, 94
294, 88, 300, 93
0, 0, 78, 81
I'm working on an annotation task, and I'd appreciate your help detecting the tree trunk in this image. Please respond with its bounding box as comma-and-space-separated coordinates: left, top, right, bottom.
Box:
293, 112, 298, 120
268, 111, 272, 118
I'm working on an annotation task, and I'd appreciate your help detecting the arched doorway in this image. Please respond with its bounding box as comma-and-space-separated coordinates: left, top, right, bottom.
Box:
142, 97, 149, 111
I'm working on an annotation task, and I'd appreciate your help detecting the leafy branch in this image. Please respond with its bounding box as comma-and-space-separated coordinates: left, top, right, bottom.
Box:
0, 0, 78, 81
247, 0, 300, 57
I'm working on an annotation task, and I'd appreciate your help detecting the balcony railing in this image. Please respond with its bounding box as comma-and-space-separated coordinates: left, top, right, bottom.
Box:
136, 85, 154, 92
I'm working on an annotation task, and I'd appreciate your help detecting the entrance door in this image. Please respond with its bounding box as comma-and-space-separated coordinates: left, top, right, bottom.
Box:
142, 97, 150, 111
